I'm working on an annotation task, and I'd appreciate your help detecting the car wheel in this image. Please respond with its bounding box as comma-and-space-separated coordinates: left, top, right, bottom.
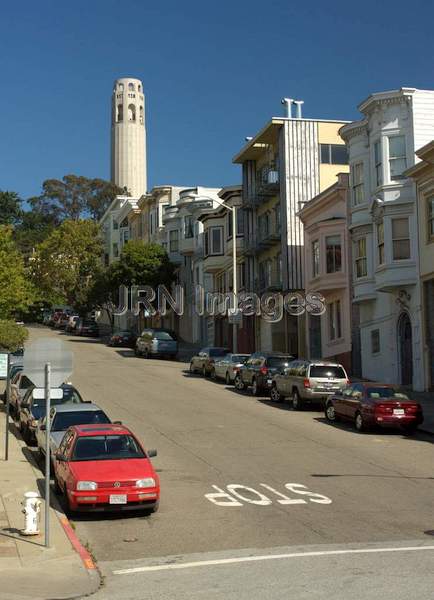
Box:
225, 372, 230, 385
235, 375, 246, 391
189, 362, 195, 374
292, 389, 304, 411
63, 488, 74, 513
270, 384, 282, 403
251, 378, 260, 396
210, 368, 216, 380
202, 365, 207, 377
325, 402, 338, 422
355, 411, 366, 432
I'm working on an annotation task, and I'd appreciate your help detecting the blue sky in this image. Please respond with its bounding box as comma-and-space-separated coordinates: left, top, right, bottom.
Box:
1, 0, 433, 200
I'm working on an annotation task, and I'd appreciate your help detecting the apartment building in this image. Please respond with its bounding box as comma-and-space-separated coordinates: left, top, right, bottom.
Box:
340, 87, 434, 391
233, 99, 349, 356
299, 173, 356, 374
405, 140, 434, 390
99, 195, 140, 265
162, 186, 222, 344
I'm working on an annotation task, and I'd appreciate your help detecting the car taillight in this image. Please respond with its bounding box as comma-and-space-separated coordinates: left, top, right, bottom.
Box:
405, 405, 419, 413
260, 366, 268, 375
303, 378, 311, 388
375, 404, 393, 414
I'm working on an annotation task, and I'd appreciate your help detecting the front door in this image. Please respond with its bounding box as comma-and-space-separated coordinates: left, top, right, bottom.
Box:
398, 313, 413, 386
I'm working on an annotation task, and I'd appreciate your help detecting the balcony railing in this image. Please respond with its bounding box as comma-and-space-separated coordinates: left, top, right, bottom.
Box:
257, 169, 280, 197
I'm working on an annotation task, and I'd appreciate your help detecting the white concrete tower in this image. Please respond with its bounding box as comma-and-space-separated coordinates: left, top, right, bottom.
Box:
111, 77, 147, 197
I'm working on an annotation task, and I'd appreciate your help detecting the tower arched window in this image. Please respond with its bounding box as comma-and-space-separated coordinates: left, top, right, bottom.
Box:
118, 83, 124, 91
138, 84, 142, 92
117, 103, 123, 122
128, 104, 136, 121
139, 105, 144, 124
128, 82, 135, 91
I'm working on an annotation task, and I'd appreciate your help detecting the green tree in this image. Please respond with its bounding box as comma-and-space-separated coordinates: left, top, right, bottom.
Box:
14, 208, 57, 256
0, 226, 35, 319
30, 220, 103, 311
0, 191, 22, 225
88, 242, 176, 330
29, 175, 125, 222
0, 320, 28, 352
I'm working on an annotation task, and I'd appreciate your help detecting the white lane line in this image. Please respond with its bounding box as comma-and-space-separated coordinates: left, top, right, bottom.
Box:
113, 544, 434, 575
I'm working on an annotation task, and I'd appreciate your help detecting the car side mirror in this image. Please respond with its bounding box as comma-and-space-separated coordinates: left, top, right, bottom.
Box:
147, 449, 157, 458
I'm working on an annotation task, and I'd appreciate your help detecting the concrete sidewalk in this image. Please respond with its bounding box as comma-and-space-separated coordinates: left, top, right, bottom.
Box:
0, 401, 100, 600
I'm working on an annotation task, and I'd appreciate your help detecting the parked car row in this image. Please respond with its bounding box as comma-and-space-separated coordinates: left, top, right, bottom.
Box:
44, 309, 99, 337
7, 361, 160, 515
189, 347, 424, 434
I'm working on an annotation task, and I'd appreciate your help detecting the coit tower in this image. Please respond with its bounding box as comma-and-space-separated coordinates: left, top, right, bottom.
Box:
111, 77, 147, 197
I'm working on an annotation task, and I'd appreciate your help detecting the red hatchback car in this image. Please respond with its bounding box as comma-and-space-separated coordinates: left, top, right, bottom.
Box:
325, 382, 423, 433
53, 423, 160, 513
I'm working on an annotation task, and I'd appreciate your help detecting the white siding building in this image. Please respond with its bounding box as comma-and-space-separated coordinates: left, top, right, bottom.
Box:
340, 88, 434, 391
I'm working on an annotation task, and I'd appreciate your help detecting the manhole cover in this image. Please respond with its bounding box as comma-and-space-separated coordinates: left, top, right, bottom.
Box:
123, 537, 138, 543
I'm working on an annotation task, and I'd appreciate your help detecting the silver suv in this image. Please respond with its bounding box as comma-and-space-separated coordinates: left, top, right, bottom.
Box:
271, 360, 349, 410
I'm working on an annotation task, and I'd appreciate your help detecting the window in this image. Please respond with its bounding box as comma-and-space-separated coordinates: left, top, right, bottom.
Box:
169, 230, 179, 252
118, 83, 124, 91
320, 144, 349, 165
274, 204, 281, 233
371, 329, 380, 354
112, 219, 119, 230
185, 215, 194, 239
139, 105, 144, 124
326, 235, 342, 273
392, 218, 410, 260
227, 210, 244, 237
374, 141, 382, 186
352, 162, 364, 205
112, 243, 119, 258
128, 82, 135, 91
389, 136, 407, 180
128, 104, 136, 121
210, 227, 223, 255
428, 197, 434, 241
354, 238, 367, 278
117, 103, 123, 122
312, 240, 320, 277
377, 222, 385, 265
276, 253, 282, 279
258, 213, 270, 240
328, 300, 342, 341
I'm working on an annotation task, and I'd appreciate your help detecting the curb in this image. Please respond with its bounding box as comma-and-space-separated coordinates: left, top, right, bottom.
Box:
58, 516, 97, 571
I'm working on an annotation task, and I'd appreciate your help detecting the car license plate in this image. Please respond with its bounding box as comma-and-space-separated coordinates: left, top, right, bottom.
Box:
109, 494, 127, 504
393, 408, 405, 415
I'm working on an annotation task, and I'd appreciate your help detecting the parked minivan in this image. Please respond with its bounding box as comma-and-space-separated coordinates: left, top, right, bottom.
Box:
271, 359, 349, 409
135, 328, 178, 359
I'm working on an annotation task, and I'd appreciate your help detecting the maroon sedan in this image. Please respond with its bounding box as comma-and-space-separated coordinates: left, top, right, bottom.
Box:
325, 382, 423, 433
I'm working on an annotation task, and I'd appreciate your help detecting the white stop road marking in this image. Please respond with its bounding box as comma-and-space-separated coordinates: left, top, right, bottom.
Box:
204, 483, 332, 507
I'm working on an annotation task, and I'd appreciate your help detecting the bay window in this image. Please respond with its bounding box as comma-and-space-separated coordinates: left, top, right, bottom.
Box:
389, 135, 407, 180
329, 300, 342, 341
374, 141, 382, 187
377, 222, 385, 265
392, 218, 410, 260
312, 240, 320, 277
355, 238, 367, 278
326, 235, 342, 273
352, 162, 364, 205
428, 196, 434, 241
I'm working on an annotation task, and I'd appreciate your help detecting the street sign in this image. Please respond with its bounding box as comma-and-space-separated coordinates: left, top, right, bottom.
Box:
24, 338, 72, 388
0, 353, 8, 378
33, 388, 63, 400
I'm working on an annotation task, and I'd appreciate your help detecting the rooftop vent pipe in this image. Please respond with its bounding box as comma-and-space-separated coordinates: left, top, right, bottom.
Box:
245, 136, 253, 141
293, 100, 304, 118
281, 98, 293, 118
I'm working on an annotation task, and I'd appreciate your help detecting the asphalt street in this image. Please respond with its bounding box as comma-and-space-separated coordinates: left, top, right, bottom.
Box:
26, 327, 434, 599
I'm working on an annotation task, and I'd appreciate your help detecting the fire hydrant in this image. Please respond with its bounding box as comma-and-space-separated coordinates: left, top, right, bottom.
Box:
21, 492, 41, 536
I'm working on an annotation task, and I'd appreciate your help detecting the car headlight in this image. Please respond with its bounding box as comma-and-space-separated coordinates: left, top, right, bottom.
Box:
136, 478, 155, 488
77, 481, 97, 491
